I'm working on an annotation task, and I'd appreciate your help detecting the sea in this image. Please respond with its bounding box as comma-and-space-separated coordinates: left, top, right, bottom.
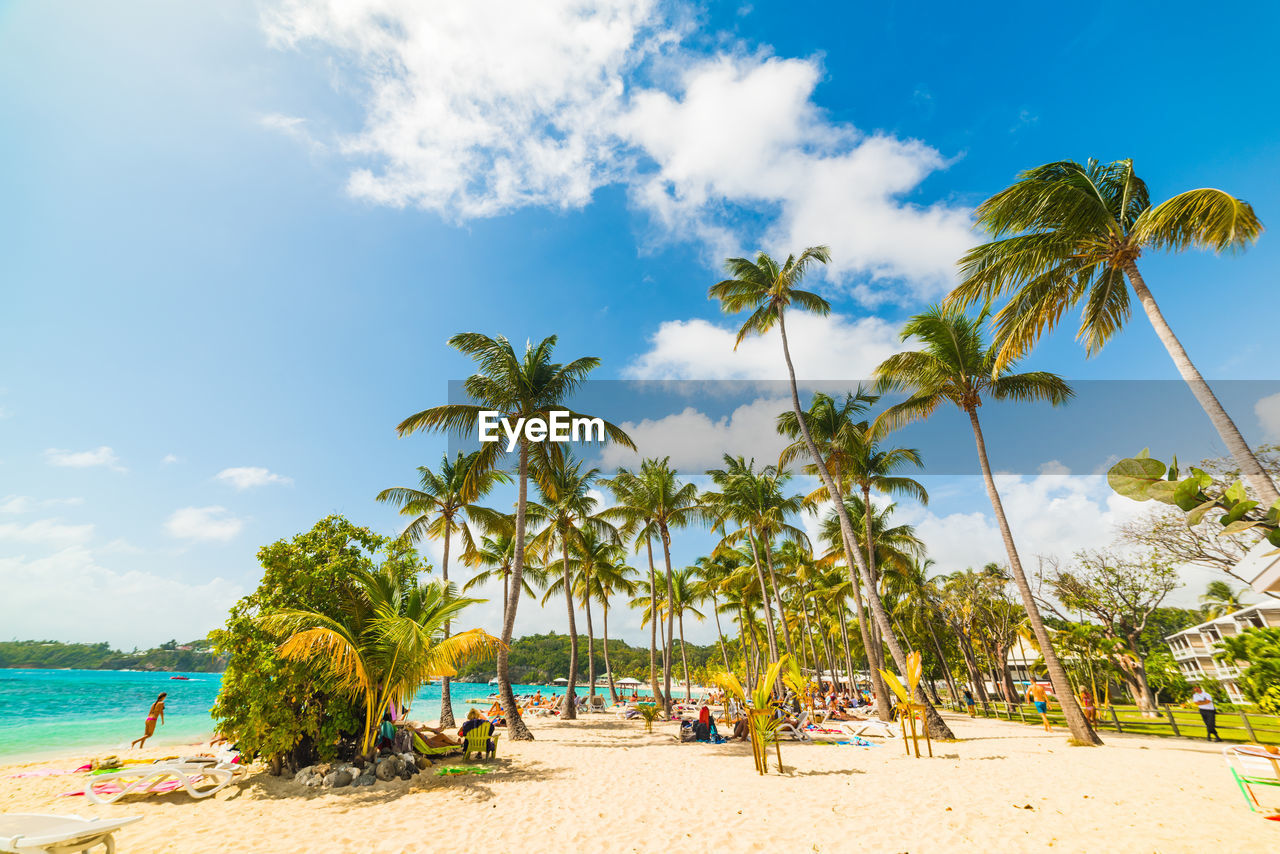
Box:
0, 669, 565, 762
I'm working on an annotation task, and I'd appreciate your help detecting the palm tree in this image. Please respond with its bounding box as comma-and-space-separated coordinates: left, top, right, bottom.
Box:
600, 458, 704, 715
1201, 580, 1250, 619
950, 158, 1276, 507
693, 550, 748, 676
710, 248, 955, 740
874, 305, 1101, 745
528, 454, 614, 720
375, 451, 509, 727
262, 563, 500, 758
395, 333, 634, 740
666, 567, 706, 700
460, 516, 549, 626
586, 543, 639, 703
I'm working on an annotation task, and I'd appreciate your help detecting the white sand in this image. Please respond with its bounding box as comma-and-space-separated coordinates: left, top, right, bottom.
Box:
1, 711, 1274, 853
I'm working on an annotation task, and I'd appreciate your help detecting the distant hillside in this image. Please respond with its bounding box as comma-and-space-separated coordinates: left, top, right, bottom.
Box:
0, 638, 226, 672
452, 632, 723, 685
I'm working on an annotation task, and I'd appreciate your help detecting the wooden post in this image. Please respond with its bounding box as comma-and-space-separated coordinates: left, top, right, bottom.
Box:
1108, 706, 1123, 733
1240, 709, 1258, 742
1163, 705, 1180, 737
1017, 704, 1026, 724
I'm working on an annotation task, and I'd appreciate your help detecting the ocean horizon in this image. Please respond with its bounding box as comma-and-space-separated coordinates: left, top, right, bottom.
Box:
0, 669, 615, 762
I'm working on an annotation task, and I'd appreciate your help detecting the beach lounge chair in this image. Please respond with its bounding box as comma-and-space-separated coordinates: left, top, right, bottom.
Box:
777, 712, 811, 741
588, 695, 607, 713
1223, 745, 1280, 814
463, 723, 499, 761
83, 761, 238, 805
839, 719, 899, 740
0, 813, 141, 854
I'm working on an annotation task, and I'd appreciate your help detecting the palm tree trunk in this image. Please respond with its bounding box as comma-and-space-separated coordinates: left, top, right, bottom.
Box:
836, 607, 856, 695
1126, 262, 1279, 506
744, 527, 780, 660
584, 589, 597, 699
678, 614, 692, 701
660, 525, 677, 716
967, 407, 1101, 745
762, 544, 796, 659
561, 537, 579, 720
776, 311, 954, 738
602, 600, 619, 705
499, 441, 533, 740
712, 593, 733, 675
925, 614, 959, 704
438, 519, 455, 728
645, 537, 663, 706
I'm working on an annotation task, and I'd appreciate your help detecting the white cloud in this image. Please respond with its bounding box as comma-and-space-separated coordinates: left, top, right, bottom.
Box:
265, 2, 971, 300
265, 0, 660, 218
0, 547, 242, 649
0, 495, 85, 514
165, 506, 244, 541
44, 446, 127, 472
1256, 392, 1280, 440
621, 56, 973, 298
600, 397, 791, 471
624, 311, 901, 381
215, 466, 293, 489
0, 518, 95, 547
161, 453, 180, 465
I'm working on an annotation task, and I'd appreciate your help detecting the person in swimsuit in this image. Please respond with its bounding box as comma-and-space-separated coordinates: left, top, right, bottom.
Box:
962, 688, 976, 717
131, 692, 166, 748
1078, 688, 1097, 726
1025, 683, 1052, 732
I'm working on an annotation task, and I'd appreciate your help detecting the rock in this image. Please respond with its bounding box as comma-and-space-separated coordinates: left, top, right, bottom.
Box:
415, 755, 432, 771
399, 753, 418, 774
324, 769, 353, 788
353, 772, 376, 787
374, 758, 399, 782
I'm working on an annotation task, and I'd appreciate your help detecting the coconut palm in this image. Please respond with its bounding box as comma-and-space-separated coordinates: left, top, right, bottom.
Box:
950, 158, 1276, 507
873, 305, 1100, 745
711, 252, 955, 738
261, 563, 500, 758
375, 451, 509, 727
528, 454, 614, 719
586, 544, 639, 703
1200, 580, 1250, 619
693, 550, 748, 676
665, 567, 706, 700
600, 458, 705, 715
460, 516, 549, 626
395, 333, 634, 740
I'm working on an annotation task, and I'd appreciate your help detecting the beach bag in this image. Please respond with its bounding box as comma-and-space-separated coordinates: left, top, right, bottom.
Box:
393, 728, 413, 755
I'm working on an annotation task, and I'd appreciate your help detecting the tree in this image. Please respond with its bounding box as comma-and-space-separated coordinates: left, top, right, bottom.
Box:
875, 304, 1098, 743
263, 561, 500, 759
460, 515, 549, 626
211, 516, 402, 770
375, 450, 509, 727
601, 458, 704, 715
709, 247, 954, 739
395, 333, 633, 740
666, 567, 706, 700
1200, 580, 1253, 619
1038, 550, 1179, 714
951, 158, 1275, 508
1144, 650, 1191, 705
1217, 627, 1280, 704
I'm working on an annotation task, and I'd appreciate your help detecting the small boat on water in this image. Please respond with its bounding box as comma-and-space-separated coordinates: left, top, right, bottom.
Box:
169, 676, 190, 680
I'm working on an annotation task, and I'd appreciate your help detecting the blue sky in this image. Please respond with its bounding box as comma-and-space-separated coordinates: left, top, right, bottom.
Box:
2, 0, 1278, 648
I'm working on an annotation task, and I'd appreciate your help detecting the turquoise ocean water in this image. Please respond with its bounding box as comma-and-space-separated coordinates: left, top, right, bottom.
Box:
0, 670, 562, 762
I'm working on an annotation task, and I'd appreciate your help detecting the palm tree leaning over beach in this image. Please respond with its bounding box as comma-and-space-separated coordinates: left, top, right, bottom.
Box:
950, 158, 1276, 507
395, 333, 634, 740
375, 451, 509, 727
873, 305, 1101, 745
709, 247, 955, 740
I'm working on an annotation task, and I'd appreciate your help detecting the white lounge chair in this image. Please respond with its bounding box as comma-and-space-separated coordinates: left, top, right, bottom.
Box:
588, 695, 607, 713
840, 719, 899, 740
777, 712, 811, 741
0, 813, 141, 854
84, 761, 239, 805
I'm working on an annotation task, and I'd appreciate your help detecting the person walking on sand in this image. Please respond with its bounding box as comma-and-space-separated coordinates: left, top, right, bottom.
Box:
1079, 687, 1097, 727
130, 692, 166, 749
962, 688, 976, 717
1191, 684, 1222, 742
1025, 682, 1052, 732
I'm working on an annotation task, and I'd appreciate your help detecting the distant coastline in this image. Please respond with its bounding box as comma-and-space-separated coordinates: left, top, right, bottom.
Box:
0, 639, 226, 673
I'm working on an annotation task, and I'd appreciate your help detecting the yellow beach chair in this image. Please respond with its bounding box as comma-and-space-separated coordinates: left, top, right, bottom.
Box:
463, 722, 499, 761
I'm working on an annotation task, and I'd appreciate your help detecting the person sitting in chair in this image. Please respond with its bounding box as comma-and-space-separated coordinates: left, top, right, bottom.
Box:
458, 708, 495, 753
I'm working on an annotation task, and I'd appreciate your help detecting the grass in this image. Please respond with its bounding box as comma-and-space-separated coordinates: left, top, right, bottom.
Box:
953, 701, 1280, 746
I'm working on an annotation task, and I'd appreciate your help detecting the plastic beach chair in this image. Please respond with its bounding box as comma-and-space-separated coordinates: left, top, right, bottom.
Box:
1224, 745, 1280, 814
464, 723, 499, 760
83, 761, 238, 805
840, 719, 900, 740
777, 712, 811, 741
0, 813, 141, 854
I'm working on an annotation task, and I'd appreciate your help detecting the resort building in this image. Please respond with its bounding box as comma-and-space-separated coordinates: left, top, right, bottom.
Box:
1165, 602, 1280, 702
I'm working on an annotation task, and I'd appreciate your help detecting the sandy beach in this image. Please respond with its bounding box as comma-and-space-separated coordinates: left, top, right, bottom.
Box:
1, 710, 1273, 853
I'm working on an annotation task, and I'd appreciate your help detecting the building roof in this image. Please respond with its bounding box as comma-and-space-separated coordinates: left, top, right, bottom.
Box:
1164, 601, 1280, 641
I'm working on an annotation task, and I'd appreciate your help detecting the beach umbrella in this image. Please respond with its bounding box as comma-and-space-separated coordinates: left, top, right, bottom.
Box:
616, 677, 642, 686
553, 678, 569, 684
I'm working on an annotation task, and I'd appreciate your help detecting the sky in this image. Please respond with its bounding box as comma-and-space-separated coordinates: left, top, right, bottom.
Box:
2, 0, 1279, 650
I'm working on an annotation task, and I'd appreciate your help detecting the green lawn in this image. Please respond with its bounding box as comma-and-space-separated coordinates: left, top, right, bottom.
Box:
950, 701, 1280, 746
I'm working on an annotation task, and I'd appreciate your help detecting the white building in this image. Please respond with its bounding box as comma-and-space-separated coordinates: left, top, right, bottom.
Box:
1243, 539, 1280, 595
1165, 602, 1280, 703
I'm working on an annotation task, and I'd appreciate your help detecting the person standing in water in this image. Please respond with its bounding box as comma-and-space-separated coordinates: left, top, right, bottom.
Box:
1025, 682, 1052, 732
130, 692, 166, 749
